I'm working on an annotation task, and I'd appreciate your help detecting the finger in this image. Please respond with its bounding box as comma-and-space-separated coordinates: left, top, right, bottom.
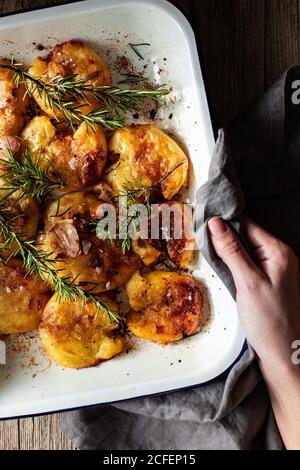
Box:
243, 217, 285, 263
243, 217, 297, 276
243, 217, 277, 248
208, 217, 261, 287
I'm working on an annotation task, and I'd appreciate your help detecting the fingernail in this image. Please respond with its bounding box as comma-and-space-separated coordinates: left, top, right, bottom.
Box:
208, 217, 228, 237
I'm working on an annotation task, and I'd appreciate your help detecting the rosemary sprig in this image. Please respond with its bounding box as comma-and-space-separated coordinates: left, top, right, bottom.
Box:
0, 61, 169, 130
112, 161, 185, 206
0, 208, 121, 324
89, 178, 152, 254
27, 73, 168, 116
113, 177, 152, 208
96, 162, 185, 253
119, 212, 142, 255
118, 161, 185, 253
0, 62, 124, 131
90, 210, 141, 255
0, 148, 64, 202
94, 85, 169, 117
52, 103, 125, 132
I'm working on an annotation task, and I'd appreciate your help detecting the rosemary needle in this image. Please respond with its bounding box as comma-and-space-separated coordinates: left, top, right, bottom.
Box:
129, 43, 151, 60
117, 73, 145, 85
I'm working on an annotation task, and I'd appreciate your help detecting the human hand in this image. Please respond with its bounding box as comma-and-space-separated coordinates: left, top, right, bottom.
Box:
208, 217, 300, 449
208, 217, 300, 366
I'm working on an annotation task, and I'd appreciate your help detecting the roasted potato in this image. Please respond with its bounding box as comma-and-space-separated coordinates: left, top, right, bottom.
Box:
132, 239, 161, 266
126, 271, 203, 344
43, 190, 101, 232
158, 201, 195, 268
39, 294, 124, 368
28, 40, 111, 119
21, 115, 56, 159
21, 117, 107, 191
132, 202, 195, 267
0, 60, 29, 139
0, 191, 40, 259
40, 192, 141, 292
0, 60, 29, 173
0, 259, 51, 334
106, 125, 189, 200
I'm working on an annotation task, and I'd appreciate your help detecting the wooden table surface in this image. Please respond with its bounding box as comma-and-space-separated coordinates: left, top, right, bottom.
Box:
0, 0, 299, 450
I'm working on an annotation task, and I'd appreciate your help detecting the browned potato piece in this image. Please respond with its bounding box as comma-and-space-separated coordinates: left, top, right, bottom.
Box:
132, 239, 161, 266
0, 60, 29, 138
21, 115, 56, 158
132, 202, 195, 267
40, 192, 141, 292
21, 117, 107, 191
126, 271, 203, 344
28, 40, 111, 119
0, 259, 51, 334
160, 201, 195, 268
40, 230, 141, 293
0, 60, 29, 173
39, 294, 124, 368
106, 125, 189, 200
43, 190, 101, 232
0, 191, 40, 259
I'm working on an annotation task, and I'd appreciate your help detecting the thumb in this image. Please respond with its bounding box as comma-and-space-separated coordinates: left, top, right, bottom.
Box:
208, 217, 259, 287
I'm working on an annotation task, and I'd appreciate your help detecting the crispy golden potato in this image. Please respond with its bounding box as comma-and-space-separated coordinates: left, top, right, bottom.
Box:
21, 115, 56, 158
40, 192, 141, 292
0, 259, 51, 334
0, 60, 29, 175
159, 201, 195, 268
44, 122, 107, 191
0, 60, 29, 138
21, 117, 107, 191
0, 192, 40, 259
106, 125, 189, 200
92, 181, 113, 201
39, 294, 124, 368
43, 190, 101, 231
39, 230, 141, 293
126, 271, 203, 344
132, 239, 161, 266
28, 40, 111, 119
132, 202, 195, 267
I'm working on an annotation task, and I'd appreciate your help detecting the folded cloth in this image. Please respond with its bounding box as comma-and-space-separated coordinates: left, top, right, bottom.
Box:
61, 66, 300, 450
0, 340, 5, 364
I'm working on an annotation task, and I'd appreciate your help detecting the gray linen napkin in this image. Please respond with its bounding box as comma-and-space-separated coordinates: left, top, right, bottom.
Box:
61, 66, 300, 450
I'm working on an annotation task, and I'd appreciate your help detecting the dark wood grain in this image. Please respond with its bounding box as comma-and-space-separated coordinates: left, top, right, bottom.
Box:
1, 0, 300, 450
1, 1, 23, 14
1, 0, 66, 15
22, 0, 66, 7
192, 0, 266, 126
168, 0, 192, 17
265, 0, 299, 87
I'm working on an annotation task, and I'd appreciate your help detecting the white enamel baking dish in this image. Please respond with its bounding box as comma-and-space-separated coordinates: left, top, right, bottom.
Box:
0, 0, 245, 419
